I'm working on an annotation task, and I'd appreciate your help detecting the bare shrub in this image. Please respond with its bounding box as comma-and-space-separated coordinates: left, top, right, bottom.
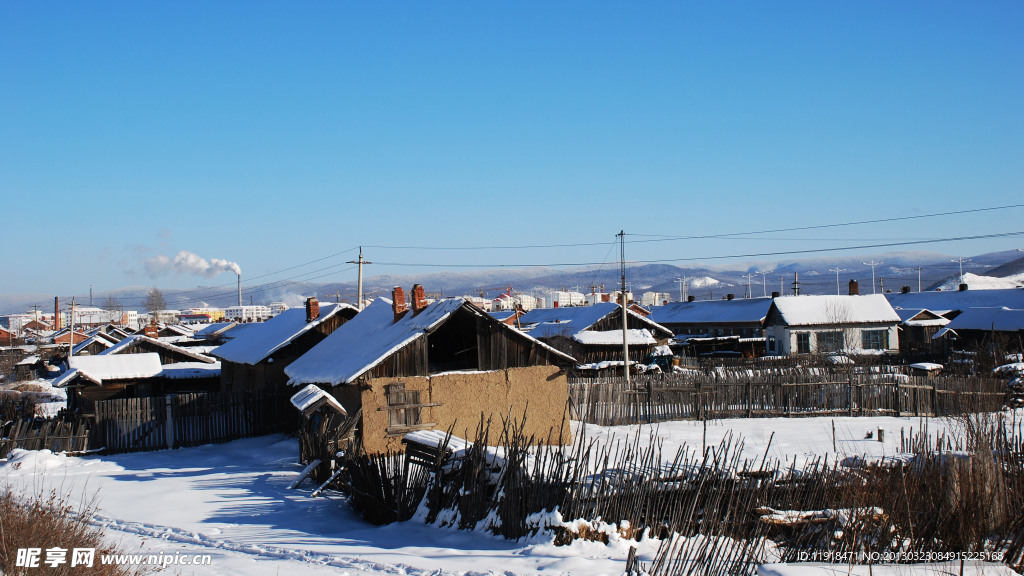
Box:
0, 487, 152, 575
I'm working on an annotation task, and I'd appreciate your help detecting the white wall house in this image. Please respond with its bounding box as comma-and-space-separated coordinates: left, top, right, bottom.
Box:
548, 291, 586, 307
225, 305, 271, 323
641, 292, 672, 307
763, 295, 900, 356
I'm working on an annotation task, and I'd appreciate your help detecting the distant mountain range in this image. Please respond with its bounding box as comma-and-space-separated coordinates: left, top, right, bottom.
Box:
3, 249, 1023, 315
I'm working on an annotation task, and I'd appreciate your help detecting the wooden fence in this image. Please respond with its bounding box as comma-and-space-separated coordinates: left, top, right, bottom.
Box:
92, 390, 297, 453
0, 417, 91, 458
568, 371, 1007, 426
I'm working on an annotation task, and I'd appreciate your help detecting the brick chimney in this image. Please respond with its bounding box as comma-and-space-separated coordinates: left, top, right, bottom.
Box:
601, 294, 610, 303
411, 284, 428, 315
726, 294, 735, 301
54, 297, 61, 330
305, 297, 320, 322
392, 287, 408, 323
687, 295, 695, 302
849, 280, 860, 296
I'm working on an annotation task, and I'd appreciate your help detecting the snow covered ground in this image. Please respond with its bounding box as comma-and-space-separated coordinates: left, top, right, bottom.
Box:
1, 414, 1017, 575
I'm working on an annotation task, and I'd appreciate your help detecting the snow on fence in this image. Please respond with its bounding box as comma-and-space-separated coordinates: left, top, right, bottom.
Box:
92, 390, 296, 453
568, 371, 1006, 426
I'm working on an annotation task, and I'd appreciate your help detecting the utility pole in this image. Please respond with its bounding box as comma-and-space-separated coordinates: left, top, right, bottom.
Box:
951, 257, 970, 286
916, 266, 922, 292
863, 260, 883, 294
69, 297, 75, 357
742, 273, 756, 299
675, 276, 688, 302
758, 270, 773, 298
828, 267, 846, 295
618, 231, 630, 388
347, 247, 373, 311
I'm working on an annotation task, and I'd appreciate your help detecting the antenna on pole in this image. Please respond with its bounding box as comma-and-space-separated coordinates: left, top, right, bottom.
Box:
863, 260, 883, 294
742, 273, 756, 299
347, 247, 373, 311
758, 270, 773, 298
951, 257, 970, 286
618, 231, 630, 388
675, 276, 688, 302
828, 267, 847, 295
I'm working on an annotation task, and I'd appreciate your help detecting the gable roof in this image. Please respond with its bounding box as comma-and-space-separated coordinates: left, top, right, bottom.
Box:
285, 297, 574, 387
517, 302, 673, 340
72, 332, 118, 355
100, 335, 217, 363
212, 303, 355, 365
649, 297, 772, 326
53, 353, 164, 387
939, 307, 1024, 332
886, 288, 1024, 313
767, 295, 900, 327
893, 308, 951, 327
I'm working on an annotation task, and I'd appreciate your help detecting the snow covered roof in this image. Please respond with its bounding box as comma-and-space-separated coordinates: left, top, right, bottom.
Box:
768, 295, 900, 327
939, 307, 1024, 332
649, 297, 772, 325
517, 303, 672, 340
100, 335, 217, 363
572, 329, 657, 346
54, 353, 163, 387
71, 332, 118, 355
160, 361, 222, 379
886, 288, 1024, 314
893, 308, 951, 327
212, 303, 355, 366
285, 297, 574, 387
290, 384, 347, 416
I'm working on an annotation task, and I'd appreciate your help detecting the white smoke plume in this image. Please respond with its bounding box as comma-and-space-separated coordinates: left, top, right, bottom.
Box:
145, 250, 242, 279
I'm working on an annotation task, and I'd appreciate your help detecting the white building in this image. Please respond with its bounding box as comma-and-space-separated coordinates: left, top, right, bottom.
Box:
269, 302, 290, 316
610, 290, 634, 305
764, 295, 900, 356
225, 305, 271, 323
641, 292, 672, 307
465, 296, 493, 311
548, 291, 586, 308
492, 291, 540, 312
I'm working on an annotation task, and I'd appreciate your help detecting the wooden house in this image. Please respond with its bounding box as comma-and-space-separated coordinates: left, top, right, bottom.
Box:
71, 332, 119, 356
284, 286, 577, 454
0, 326, 16, 346
516, 302, 673, 369
54, 353, 165, 409
763, 295, 900, 356
893, 308, 952, 356
213, 298, 358, 394
102, 334, 218, 365
931, 307, 1024, 357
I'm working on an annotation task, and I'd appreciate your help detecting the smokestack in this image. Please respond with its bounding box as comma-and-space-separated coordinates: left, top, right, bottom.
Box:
305, 297, 320, 322
411, 284, 428, 315
849, 279, 860, 296
392, 287, 408, 323
54, 297, 61, 330
237, 274, 242, 307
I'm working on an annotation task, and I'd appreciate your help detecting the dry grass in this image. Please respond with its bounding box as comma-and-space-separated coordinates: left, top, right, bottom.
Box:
0, 487, 152, 575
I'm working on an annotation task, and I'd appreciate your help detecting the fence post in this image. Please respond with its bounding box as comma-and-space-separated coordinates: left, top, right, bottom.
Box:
165, 395, 176, 449
848, 376, 854, 417
745, 380, 752, 418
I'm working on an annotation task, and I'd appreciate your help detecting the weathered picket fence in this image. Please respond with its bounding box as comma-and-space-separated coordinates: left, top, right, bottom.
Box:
0, 417, 90, 457
92, 390, 296, 453
568, 370, 1006, 426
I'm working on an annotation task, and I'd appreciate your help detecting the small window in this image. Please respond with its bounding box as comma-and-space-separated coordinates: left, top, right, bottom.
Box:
862, 330, 889, 350
796, 333, 811, 354
817, 331, 843, 353
385, 383, 421, 428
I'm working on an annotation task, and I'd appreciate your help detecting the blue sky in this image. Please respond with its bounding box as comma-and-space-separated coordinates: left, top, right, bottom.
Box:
2, 2, 1023, 300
